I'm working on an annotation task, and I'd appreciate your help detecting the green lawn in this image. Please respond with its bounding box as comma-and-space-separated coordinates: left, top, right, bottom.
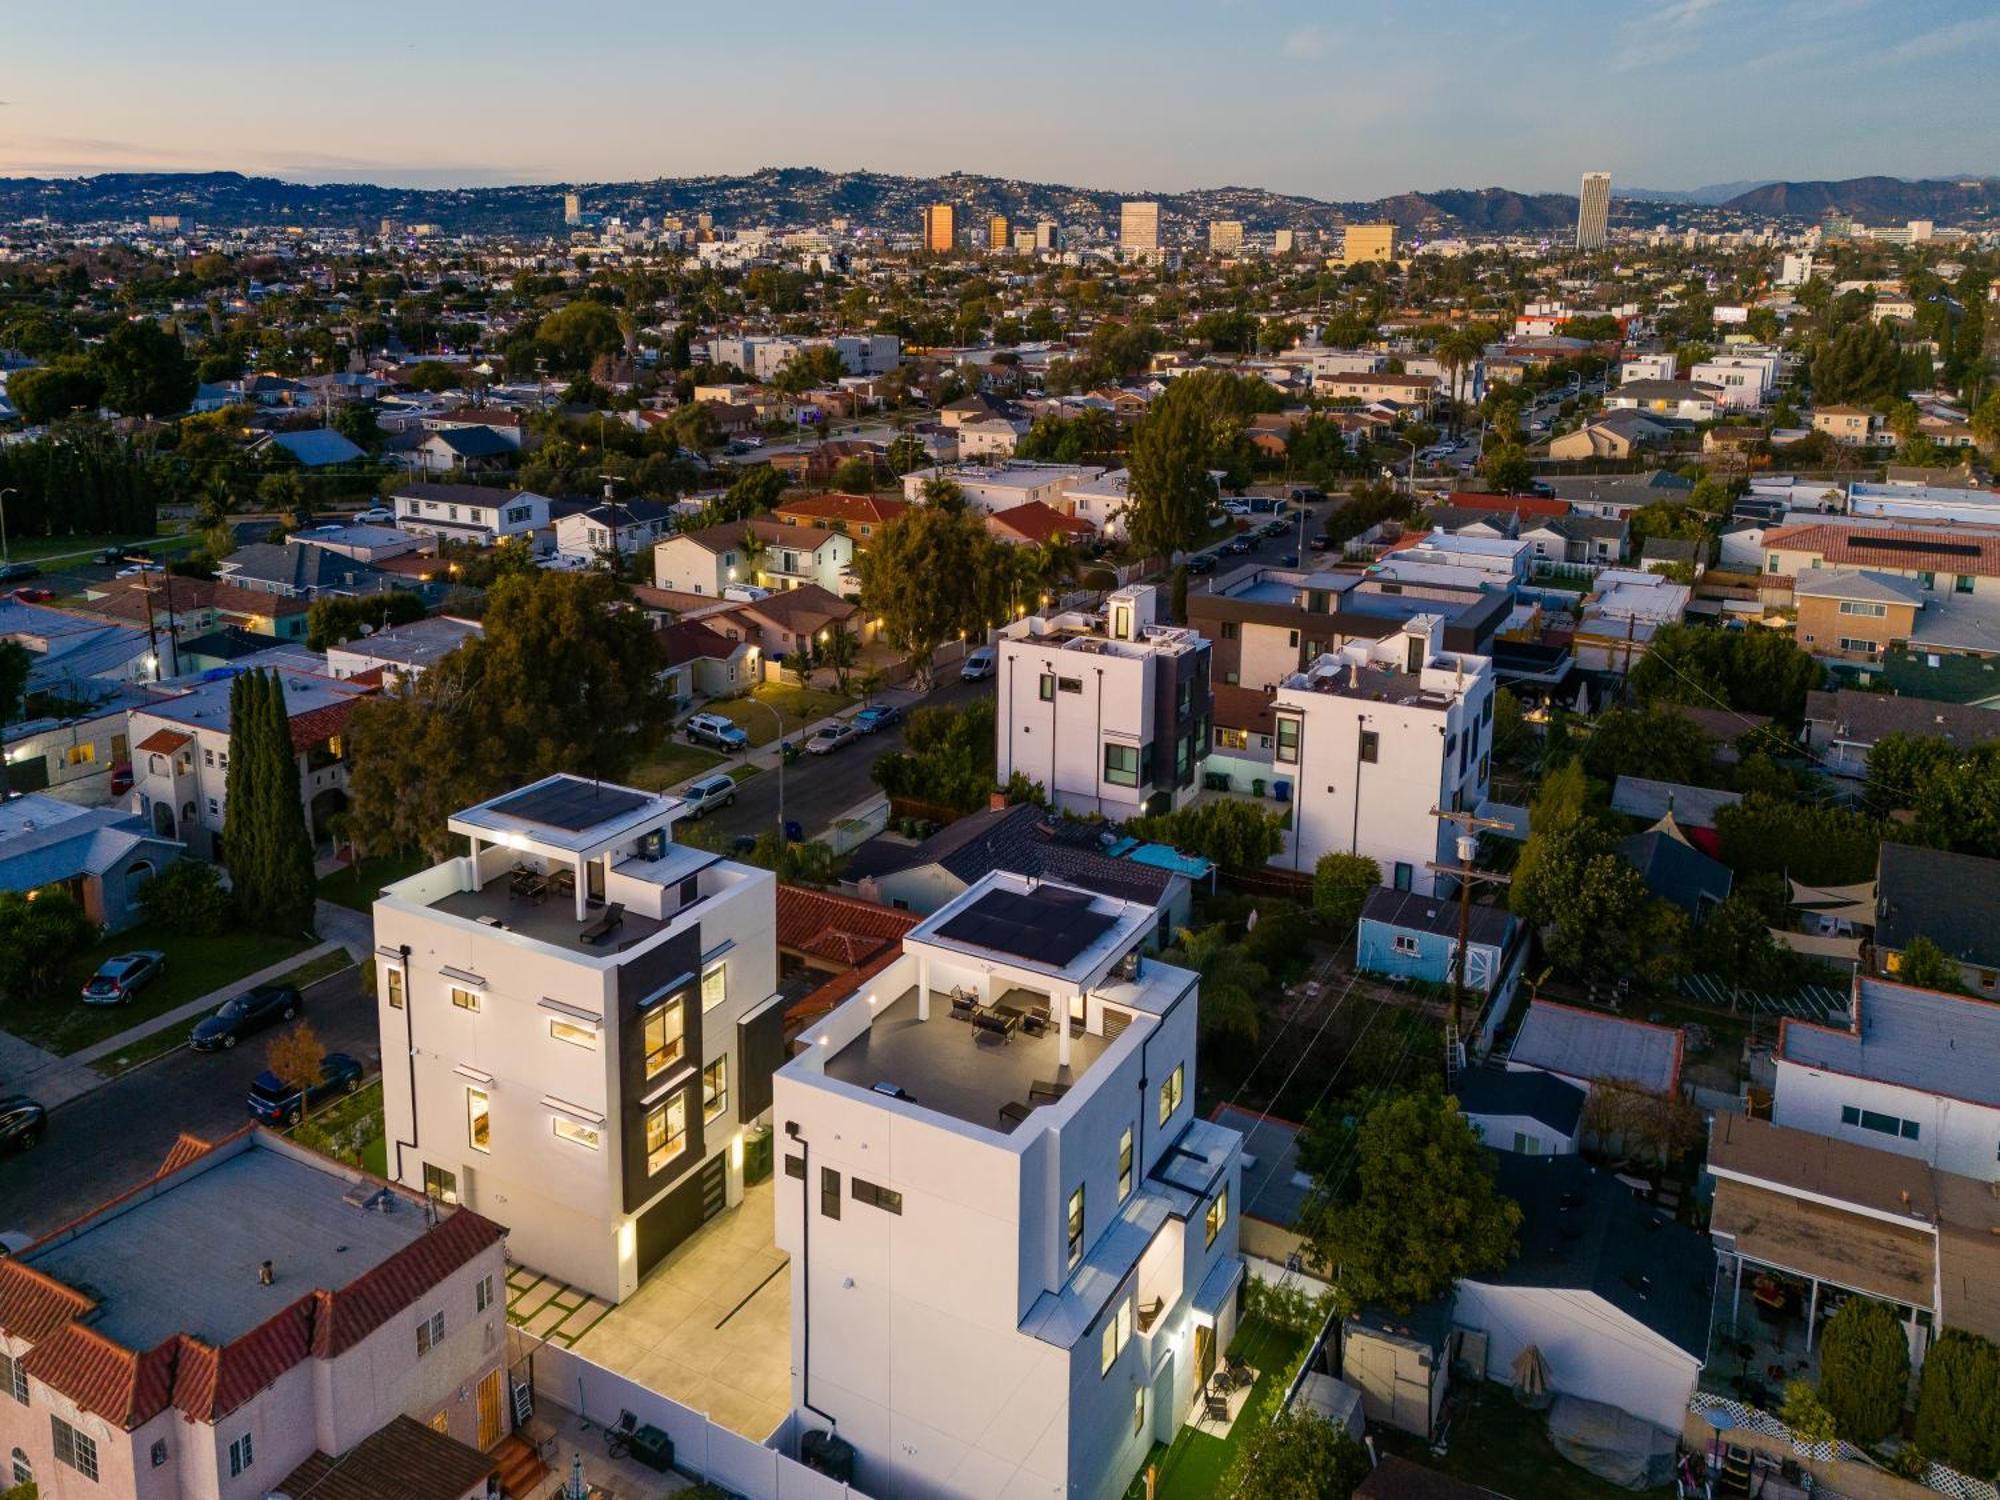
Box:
11, 923, 314, 1056
317, 851, 432, 913
1126, 1317, 1311, 1500
91, 1023, 193, 1079
4, 530, 195, 564
1377, 1383, 1672, 1500
623, 739, 726, 793
272, 950, 357, 992
292, 1079, 387, 1174
709, 684, 857, 747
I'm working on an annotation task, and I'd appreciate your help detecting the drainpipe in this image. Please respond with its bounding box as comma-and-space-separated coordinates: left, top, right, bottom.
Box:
383, 942, 421, 1182
785, 1121, 839, 1441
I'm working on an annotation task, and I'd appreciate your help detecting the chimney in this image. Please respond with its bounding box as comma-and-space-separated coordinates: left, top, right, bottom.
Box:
989, 791, 1009, 812
259, 1260, 275, 1286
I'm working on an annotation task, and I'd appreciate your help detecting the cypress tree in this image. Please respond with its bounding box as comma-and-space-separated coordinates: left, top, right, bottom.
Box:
262, 671, 317, 933
223, 671, 263, 924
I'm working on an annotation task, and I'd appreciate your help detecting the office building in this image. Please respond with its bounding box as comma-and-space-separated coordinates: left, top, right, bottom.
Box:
1272, 228, 1296, 254
1208, 220, 1243, 253
0, 1129, 511, 1500
774, 869, 1243, 1500
1341, 223, 1396, 265
1035, 219, 1061, 252
996, 585, 1213, 820
987, 213, 1011, 250
922, 203, 957, 254
373, 773, 783, 1304
1576, 172, 1611, 250
1120, 200, 1161, 255
1267, 617, 1495, 891
563, 191, 582, 226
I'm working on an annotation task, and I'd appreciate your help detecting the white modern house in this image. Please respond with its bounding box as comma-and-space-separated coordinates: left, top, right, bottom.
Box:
772, 870, 1243, 1500
1773, 976, 2000, 1183
389, 482, 553, 549
1267, 617, 1494, 893
372, 774, 784, 1303
996, 585, 1213, 821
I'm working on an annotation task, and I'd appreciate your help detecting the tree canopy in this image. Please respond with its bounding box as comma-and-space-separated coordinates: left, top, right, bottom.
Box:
857, 507, 1011, 682
224, 669, 316, 933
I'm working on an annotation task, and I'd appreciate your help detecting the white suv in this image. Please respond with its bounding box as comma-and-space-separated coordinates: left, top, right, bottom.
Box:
680, 773, 737, 817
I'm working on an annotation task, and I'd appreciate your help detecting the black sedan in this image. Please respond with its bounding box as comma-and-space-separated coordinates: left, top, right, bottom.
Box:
0, 1096, 46, 1154
247, 1052, 365, 1126
191, 983, 302, 1052
1184, 553, 1218, 576
1222, 537, 1255, 556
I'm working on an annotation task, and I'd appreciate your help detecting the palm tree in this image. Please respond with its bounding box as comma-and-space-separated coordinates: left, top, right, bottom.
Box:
1437, 326, 1488, 436
1170, 923, 1268, 1047
736, 526, 769, 586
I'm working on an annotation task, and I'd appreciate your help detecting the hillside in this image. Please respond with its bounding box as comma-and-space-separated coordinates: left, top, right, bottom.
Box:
1724, 175, 2000, 222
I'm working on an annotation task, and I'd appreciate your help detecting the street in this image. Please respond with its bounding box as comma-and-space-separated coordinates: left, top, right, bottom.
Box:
700, 671, 990, 841
0, 967, 376, 1238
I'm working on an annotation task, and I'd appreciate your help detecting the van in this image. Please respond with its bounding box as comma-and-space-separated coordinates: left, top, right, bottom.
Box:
959, 647, 997, 681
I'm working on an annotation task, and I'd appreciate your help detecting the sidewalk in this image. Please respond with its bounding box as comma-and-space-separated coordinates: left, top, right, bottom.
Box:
661, 679, 937, 796
5, 938, 348, 1111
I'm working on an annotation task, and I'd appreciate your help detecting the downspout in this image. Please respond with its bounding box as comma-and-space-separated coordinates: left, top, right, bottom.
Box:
785, 1121, 839, 1438
382, 942, 420, 1181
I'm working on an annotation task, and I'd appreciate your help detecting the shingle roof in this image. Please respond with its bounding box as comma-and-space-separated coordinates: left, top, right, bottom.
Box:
424, 424, 513, 458
1361, 885, 1515, 948
1804, 689, 2000, 750
774, 492, 914, 530
1609, 776, 1742, 830
1616, 827, 1733, 914
987, 500, 1095, 545
1454, 1067, 1588, 1137
1874, 842, 2000, 969
1792, 568, 1927, 606
1508, 999, 1683, 1094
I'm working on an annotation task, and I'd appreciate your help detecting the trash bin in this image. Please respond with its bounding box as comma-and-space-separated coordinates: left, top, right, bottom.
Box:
784, 819, 803, 843
1273, 779, 1292, 803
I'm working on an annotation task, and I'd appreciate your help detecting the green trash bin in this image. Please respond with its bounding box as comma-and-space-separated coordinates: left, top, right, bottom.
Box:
743, 1124, 774, 1185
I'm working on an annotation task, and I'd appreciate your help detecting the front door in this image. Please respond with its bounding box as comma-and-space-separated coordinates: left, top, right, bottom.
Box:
476, 1367, 504, 1448
1194, 1324, 1216, 1395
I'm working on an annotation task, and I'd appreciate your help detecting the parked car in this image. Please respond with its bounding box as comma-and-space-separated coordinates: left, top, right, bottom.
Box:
352, 506, 395, 525
0, 562, 40, 583
190, 983, 301, 1052
959, 647, 997, 681
81, 950, 167, 1005
109, 761, 133, 796
1219, 498, 1251, 517
680, 773, 737, 817
246, 1052, 364, 1126
1223, 537, 1254, 556
1308, 536, 1332, 552
1184, 553, 1217, 575
851, 704, 902, 734
115, 563, 161, 579
805, 723, 857, 755
684, 711, 750, 751
0, 1096, 46, 1154
11, 586, 52, 603
1260, 521, 1289, 539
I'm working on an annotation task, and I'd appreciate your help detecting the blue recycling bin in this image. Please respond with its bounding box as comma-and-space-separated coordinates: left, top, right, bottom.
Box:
1272, 779, 1293, 803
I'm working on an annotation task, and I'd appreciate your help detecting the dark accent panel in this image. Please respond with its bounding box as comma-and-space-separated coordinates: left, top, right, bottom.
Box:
634, 1166, 708, 1277
616, 924, 706, 1216
737, 1001, 787, 1125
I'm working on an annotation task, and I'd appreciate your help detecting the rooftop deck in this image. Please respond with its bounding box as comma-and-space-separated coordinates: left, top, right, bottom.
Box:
824, 988, 1113, 1134
430, 872, 668, 956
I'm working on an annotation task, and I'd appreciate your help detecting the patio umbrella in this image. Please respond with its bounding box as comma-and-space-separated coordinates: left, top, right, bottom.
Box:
1511, 1344, 1552, 1409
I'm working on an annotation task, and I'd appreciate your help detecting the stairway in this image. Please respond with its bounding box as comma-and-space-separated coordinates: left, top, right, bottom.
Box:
491, 1434, 548, 1498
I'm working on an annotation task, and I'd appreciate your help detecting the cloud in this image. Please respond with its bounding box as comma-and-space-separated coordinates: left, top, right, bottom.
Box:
1283, 24, 1329, 59
1613, 0, 1726, 72
1880, 13, 2000, 65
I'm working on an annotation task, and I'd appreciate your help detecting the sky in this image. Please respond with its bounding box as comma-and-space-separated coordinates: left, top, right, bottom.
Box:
2, 0, 1997, 200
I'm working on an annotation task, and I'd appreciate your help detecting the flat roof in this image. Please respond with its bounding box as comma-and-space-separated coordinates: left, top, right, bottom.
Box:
25, 1144, 432, 1350
936, 885, 1119, 969
1781, 977, 2000, 1109
452, 772, 681, 855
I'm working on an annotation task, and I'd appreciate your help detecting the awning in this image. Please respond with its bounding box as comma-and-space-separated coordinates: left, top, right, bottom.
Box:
1770, 929, 1864, 965
1711, 1178, 1933, 1309
1191, 1256, 1246, 1329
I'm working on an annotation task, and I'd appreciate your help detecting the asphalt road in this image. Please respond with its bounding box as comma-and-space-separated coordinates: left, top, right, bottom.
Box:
698, 672, 991, 841
0, 968, 376, 1238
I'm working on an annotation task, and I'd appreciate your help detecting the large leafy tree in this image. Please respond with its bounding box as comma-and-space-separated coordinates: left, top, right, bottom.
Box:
1816, 1298, 1909, 1444
1914, 1330, 2000, 1478
1126, 371, 1258, 559
535, 300, 623, 374
1309, 1093, 1521, 1310
97, 318, 197, 418
1865, 737, 2000, 860
857, 507, 1010, 685
1129, 798, 1283, 870
1312, 852, 1381, 934
1224, 1411, 1371, 1500
1809, 321, 1903, 408
0, 889, 97, 1005
1167, 923, 1269, 1048
1628, 623, 1822, 725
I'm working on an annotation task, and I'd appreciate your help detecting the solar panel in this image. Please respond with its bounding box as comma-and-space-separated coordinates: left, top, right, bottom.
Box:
491, 778, 649, 833
937, 887, 1118, 968
1848, 534, 1980, 559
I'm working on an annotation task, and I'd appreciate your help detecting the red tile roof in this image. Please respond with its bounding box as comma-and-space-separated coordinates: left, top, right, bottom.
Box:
158, 1132, 214, 1176
1765, 522, 2000, 579
0, 1259, 95, 1343
286, 695, 363, 752
986, 500, 1096, 546
774, 493, 914, 530
776, 884, 918, 966
1442, 492, 1568, 518
135, 728, 193, 754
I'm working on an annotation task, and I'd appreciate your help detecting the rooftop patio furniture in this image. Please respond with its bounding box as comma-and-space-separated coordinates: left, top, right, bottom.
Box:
1027, 1079, 1070, 1105
549, 866, 576, 898
998, 1100, 1033, 1129
579, 901, 625, 945
950, 987, 980, 1022
1020, 1001, 1053, 1037
973, 1006, 1020, 1040
1203, 1390, 1230, 1424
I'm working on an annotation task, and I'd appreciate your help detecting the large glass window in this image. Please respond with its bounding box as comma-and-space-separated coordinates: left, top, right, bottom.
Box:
701, 962, 727, 1013
702, 1057, 728, 1123
1103, 742, 1140, 787
51, 1418, 97, 1481
385, 967, 404, 1010
1158, 1064, 1184, 1125
1275, 717, 1300, 764
646, 1094, 687, 1174
423, 1163, 458, 1204
548, 1018, 596, 1049
466, 1088, 491, 1153
554, 1116, 600, 1150
450, 986, 480, 1012
1205, 1185, 1230, 1248
1067, 1186, 1086, 1270
644, 998, 684, 1078
1117, 1126, 1134, 1202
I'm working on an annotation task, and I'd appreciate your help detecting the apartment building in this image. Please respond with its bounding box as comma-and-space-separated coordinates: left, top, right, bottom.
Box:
1341, 223, 1397, 265
1208, 220, 1243, 253
986, 214, 1010, 250
1268, 618, 1495, 892
1311, 369, 1440, 407
372, 773, 783, 1303
390, 482, 552, 548
1120, 201, 1160, 255
922, 204, 957, 253
1576, 172, 1611, 249
996, 586, 1212, 820
1812, 405, 1887, 447
126, 666, 371, 858
1619, 353, 1678, 384
0, 1130, 509, 1500
1188, 564, 1510, 690
1603, 379, 1720, 423
1792, 570, 1925, 660
773, 870, 1243, 1500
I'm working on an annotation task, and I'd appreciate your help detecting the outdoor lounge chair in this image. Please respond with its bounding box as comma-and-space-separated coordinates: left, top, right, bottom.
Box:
1020, 1001, 1052, 1036
579, 902, 625, 945
1203, 1390, 1230, 1423
972, 1008, 1018, 1040
998, 1100, 1033, 1129
949, 988, 980, 1021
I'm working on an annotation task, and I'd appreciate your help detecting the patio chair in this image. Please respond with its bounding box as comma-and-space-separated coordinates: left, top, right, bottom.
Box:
998, 1100, 1034, 1129
949, 987, 980, 1022
549, 867, 576, 898
972, 1008, 1018, 1040
1225, 1356, 1253, 1389
1020, 1002, 1052, 1037
1203, 1390, 1230, 1424
579, 902, 625, 945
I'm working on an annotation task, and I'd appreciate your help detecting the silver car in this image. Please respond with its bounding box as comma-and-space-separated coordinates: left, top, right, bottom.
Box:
81, 950, 167, 1005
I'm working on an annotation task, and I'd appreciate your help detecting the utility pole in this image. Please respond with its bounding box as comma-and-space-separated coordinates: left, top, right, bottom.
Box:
1426, 806, 1516, 1083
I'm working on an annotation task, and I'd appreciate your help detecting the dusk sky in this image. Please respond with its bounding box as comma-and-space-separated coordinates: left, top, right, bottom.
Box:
4, 0, 1997, 199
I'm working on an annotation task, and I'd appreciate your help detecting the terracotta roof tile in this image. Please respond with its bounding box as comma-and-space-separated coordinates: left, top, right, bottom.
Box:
0, 1259, 96, 1343
135, 728, 194, 755
286, 696, 363, 753
775, 884, 919, 961
158, 1132, 215, 1176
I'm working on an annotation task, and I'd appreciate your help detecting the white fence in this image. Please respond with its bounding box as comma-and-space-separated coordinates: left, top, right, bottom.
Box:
521, 1332, 859, 1500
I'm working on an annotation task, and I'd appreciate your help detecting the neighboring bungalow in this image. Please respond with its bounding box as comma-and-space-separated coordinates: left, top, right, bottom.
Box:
1454, 1067, 1588, 1156
1602, 379, 1720, 423
1546, 410, 1673, 461
1518, 514, 1628, 567
408, 422, 516, 474
770, 491, 913, 548
1506, 999, 1683, 1097
253, 426, 366, 469
1802, 688, 2000, 778
652, 519, 857, 598
1355, 886, 1518, 997
323, 616, 481, 687
655, 616, 756, 702
1208, 1104, 1313, 1271
1608, 777, 1741, 851
721, 582, 864, 659
553, 497, 676, 563
421, 406, 526, 448
389, 482, 552, 549
0, 793, 183, 932
984, 499, 1095, 549
1, 597, 154, 696
1811, 404, 1888, 447
1873, 842, 2000, 997
1617, 814, 1733, 919
214, 542, 397, 601
287, 521, 427, 565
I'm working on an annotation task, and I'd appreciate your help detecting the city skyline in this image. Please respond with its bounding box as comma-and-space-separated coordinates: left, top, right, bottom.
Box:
4, 0, 1998, 198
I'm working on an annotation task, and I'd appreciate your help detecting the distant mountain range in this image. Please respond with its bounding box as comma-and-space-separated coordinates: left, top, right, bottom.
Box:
0, 168, 1995, 237
1618, 181, 1777, 205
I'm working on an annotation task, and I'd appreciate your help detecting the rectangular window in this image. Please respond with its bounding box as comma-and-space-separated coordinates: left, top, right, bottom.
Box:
467, 1088, 490, 1152
1838, 637, 1879, 654
1117, 1126, 1134, 1202
1360, 728, 1379, 763
1039, 672, 1055, 701
1134, 1386, 1147, 1436
0, 1351, 24, 1404
1394, 862, 1414, 891
1274, 717, 1300, 765
1099, 1294, 1135, 1376
1158, 1064, 1184, 1126
1219, 621, 1238, 640
1067, 1185, 1086, 1271
821, 1166, 842, 1220
1103, 742, 1140, 787
423, 1163, 458, 1204
701, 962, 727, 1013
852, 1178, 904, 1214
646, 1094, 687, 1174
702, 1057, 728, 1124
1957, 574, 1976, 595
1216, 727, 1248, 751
450, 985, 480, 1012
385, 967, 404, 1010
548, 1017, 596, 1049
1205, 1185, 1230, 1248
228, 1432, 254, 1478
784, 1153, 806, 1180
476, 1273, 495, 1313
644, 997, 684, 1078
1286, 629, 1300, 648
553, 1116, 601, 1150
1058, 676, 1083, 694
1837, 600, 1887, 618
415, 1308, 446, 1355
52, 1416, 98, 1481
1393, 934, 1420, 955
